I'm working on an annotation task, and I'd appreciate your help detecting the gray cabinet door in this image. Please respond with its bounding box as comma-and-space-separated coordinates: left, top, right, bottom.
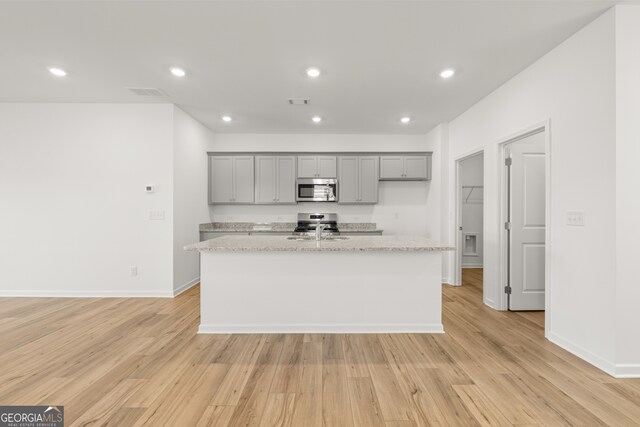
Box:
297, 156, 337, 177
379, 156, 404, 179
255, 156, 277, 203
276, 156, 296, 203
359, 156, 379, 203
380, 155, 430, 180
232, 156, 255, 203
318, 156, 337, 178
338, 156, 359, 203
209, 156, 234, 203
297, 156, 318, 178
338, 156, 379, 204
404, 155, 428, 179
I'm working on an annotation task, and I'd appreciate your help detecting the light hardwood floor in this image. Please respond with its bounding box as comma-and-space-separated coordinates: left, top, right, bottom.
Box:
1, 268, 639, 426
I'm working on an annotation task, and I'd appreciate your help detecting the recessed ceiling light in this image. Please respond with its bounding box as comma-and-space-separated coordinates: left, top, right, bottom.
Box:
440, 68, 455, 79
221, 116, 232, 122
170, 67, 186, 77
400, 117, 411, 124
306, 67, 321, 78
48, 67, 67, 77
312, 116, 322, 123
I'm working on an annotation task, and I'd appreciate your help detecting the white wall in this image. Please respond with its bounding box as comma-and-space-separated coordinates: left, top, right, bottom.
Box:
208, 133, 443, 239
436, 9, 619, 373
614, 5, 640, 374
0, 104, 175, 296
172, 106, 216, 295
460, 153, 483, 267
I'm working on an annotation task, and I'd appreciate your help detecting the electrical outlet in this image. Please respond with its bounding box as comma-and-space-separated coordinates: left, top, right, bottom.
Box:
130, 266, 138, 276
566, 211, 585, 226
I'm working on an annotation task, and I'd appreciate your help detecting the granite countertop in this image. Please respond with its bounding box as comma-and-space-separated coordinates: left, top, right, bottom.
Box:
185, 235, 454, 252
200, 222, 296, 232
199, 222, 383, 233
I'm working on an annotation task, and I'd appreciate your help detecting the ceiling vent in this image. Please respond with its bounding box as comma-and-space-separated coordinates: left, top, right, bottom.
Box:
128, 87, 168, 97
288, 98, 310, 105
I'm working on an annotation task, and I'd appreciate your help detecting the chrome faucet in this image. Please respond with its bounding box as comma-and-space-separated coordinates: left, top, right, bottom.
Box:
315, 224, 327, 241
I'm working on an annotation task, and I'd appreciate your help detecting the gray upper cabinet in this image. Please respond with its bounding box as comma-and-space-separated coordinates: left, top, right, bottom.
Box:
255, 156, 296, 204
255, 156, 276, 204
404, 155, 429, 179
209, 156, 255, 204
297, 156, 337, 178
359, 157, 379, 202
338, 156, 379, 204
317, 156, 337, 178
209, 156, 233, 203
276, 156, 297, 203
338, 157, 358, 203
380, 155, 431, 180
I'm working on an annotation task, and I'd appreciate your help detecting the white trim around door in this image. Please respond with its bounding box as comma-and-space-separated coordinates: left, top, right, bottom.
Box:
453, 148, 485, 288
497, 119, 551, 338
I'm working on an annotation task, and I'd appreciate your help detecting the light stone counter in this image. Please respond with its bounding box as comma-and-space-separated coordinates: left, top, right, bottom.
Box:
199, 222, 296, 233
185, 235, 453, 252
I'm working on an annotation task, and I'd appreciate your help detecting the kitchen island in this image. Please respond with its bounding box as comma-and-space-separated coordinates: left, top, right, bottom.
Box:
185, 235, 453, 334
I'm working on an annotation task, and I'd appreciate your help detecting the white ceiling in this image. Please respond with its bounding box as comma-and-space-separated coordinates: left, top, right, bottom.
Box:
0, 1, 616, 134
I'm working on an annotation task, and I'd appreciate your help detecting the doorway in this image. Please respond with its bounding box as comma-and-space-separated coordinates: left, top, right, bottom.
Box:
455, 151, 484, 294
503, 130, 546, 311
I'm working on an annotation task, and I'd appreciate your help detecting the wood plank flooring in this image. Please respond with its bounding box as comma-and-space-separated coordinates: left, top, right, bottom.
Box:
1, 268, 639, 426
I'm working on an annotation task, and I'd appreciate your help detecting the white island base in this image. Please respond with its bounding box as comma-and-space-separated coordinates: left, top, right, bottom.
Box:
197, 249, 444, 334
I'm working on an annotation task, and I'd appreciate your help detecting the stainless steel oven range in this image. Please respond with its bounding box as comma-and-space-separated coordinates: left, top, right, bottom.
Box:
293, 213, 340, 236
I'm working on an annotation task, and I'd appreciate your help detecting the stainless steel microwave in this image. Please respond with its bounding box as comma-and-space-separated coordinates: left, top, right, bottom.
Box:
296, 178, 338, 202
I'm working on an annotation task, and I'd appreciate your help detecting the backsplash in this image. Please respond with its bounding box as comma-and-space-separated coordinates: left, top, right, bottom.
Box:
208, 181, 437, 237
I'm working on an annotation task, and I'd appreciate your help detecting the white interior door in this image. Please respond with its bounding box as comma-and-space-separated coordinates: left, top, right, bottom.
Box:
507, 132, 546, 310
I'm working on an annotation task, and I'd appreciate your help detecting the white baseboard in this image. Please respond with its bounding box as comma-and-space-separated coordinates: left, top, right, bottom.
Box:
483, 297, 498, 309
614, 364, 640, 378
548, 331, 617, 377
0, 290, 174, 298
198, 323, 445, 334
174, 277, 199, 297
462, 264, 483, 268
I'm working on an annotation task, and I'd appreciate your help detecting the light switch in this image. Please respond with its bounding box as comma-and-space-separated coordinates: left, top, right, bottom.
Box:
566, 211, 585, 226
149, 210, 166, 220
